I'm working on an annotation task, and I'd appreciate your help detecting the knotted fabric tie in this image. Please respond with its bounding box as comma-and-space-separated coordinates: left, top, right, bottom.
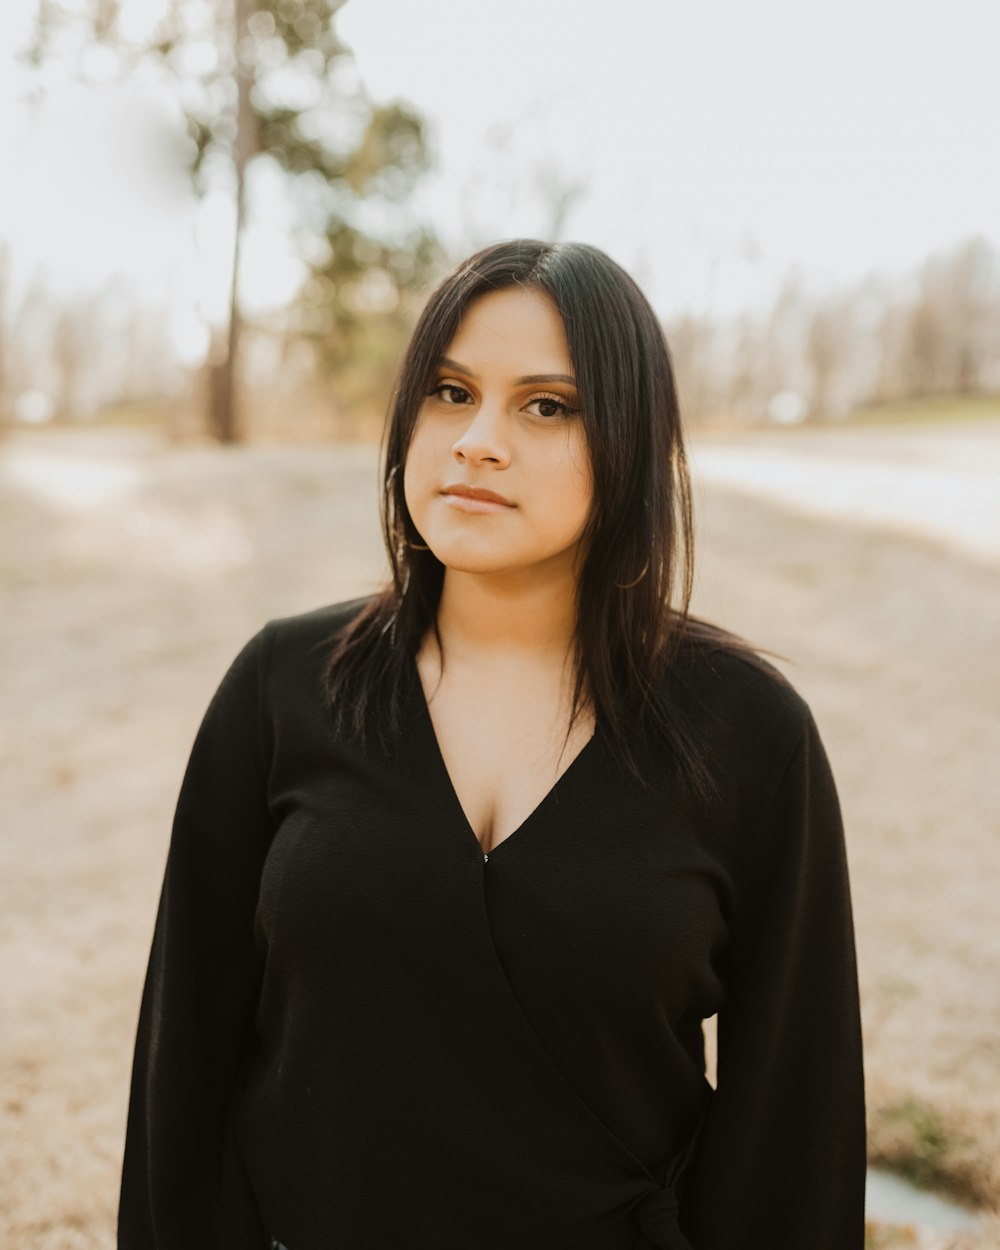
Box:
633, 1183, 694, 1250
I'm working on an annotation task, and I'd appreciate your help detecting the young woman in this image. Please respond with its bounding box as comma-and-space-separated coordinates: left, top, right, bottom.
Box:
119, 239, 865, 1250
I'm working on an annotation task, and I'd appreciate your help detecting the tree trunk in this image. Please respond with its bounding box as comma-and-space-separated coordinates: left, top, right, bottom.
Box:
209, 0, 254, 444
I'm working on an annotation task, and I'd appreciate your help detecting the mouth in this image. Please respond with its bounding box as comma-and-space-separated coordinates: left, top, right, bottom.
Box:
441, 485, 515, 511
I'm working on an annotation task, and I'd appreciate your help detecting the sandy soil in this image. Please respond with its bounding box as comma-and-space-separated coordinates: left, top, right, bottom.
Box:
2, 419, 998, 1247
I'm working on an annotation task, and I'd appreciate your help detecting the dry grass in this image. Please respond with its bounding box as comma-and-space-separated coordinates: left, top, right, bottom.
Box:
2, 421, 998, 1246
865, 1220, 1000, 1250
691, 444, 1000, 1222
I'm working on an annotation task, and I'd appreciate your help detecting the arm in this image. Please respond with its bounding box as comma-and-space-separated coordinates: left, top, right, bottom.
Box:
680, 708, 866, 1249
118, 625, 276, 1250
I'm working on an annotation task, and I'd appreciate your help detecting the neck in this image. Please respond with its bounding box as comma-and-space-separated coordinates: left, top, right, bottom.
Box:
432, 566, 579, 666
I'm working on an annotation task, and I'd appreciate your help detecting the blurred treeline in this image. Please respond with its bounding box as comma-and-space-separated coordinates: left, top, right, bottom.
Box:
4, 230, 998, 441
666, 234, 1000, 425
2, 0, 999, 442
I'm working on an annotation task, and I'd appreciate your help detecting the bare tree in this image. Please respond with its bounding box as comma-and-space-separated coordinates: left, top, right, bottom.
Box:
898, 235, 1000, 397
805, 293, 864, 420
666, 312, 721, 424
0, 243, 10, 429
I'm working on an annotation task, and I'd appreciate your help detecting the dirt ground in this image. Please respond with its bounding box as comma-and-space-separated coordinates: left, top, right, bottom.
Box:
1, 419, 998, 1248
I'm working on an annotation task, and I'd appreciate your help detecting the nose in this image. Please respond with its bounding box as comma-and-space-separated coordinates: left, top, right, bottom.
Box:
450, 397, 511, 468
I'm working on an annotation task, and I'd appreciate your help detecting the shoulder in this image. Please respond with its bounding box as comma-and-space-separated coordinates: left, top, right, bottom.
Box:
223, 595, 378, 697
666, 622, 814, 790
264, 594, 378, 655
678, 637, 808, 731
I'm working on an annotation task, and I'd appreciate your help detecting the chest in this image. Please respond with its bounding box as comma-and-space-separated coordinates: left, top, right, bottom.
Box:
416, 657, 597, 856
259, 703, 731, 1025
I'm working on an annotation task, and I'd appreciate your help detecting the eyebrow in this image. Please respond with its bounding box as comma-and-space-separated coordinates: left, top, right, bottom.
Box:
438, 356, 577, 387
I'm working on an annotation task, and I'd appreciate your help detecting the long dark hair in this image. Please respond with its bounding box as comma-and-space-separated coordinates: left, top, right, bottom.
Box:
321, 238, 786, 803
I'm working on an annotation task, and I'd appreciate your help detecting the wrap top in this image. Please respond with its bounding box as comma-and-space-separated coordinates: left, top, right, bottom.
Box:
119, 596, 866, 1249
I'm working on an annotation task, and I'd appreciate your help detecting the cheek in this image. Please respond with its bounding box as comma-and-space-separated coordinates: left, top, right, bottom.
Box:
549, 432, 593, 520
401, 458, 421, 524
402, 423, 435, 510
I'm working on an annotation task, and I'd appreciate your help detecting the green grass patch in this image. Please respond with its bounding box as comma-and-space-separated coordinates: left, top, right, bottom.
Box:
870, 1097, 982, 1206
848, 394, 1000, 426
89, 399, 180, 427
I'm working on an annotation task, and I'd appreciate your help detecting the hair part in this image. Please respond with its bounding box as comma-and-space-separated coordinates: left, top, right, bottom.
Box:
321, 238, 788, 804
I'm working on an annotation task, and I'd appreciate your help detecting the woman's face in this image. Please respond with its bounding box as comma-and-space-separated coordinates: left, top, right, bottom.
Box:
403, 286, 593, 582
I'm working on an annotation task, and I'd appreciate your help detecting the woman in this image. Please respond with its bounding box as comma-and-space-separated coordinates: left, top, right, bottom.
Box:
119, 239, 866, 1250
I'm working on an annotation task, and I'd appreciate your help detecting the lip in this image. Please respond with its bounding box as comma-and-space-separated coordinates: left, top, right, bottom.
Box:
441, 484, 515, 508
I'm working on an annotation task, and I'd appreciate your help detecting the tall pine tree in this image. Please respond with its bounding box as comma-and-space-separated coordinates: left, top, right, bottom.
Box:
27, 0, 439, 441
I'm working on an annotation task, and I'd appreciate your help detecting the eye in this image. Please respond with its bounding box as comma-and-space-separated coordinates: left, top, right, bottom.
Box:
427, 382, 472, 405
524, 393, 579, 420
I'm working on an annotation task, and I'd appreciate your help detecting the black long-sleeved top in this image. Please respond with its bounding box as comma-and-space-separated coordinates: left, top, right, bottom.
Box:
118, 596, 866, 1250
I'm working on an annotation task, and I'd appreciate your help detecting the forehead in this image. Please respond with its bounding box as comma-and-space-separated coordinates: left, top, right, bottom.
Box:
445, 286, 572, 372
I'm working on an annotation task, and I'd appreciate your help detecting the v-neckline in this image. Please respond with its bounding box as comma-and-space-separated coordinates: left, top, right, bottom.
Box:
408, 652, 600, 861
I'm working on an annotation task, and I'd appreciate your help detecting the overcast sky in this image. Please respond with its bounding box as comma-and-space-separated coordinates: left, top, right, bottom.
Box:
339, 0, 1000, 314
2, 0, 998, 334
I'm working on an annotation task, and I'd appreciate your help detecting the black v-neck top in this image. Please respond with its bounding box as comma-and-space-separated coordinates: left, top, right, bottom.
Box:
118, 596, 866, 1250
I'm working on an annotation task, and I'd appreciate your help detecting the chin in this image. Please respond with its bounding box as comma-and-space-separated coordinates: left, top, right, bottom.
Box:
435, 545, 578, 583
420, 537, 517, 574
434, 552, 517, 575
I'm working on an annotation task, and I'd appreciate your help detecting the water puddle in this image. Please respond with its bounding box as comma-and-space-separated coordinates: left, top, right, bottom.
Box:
866, 1167, 985, 1232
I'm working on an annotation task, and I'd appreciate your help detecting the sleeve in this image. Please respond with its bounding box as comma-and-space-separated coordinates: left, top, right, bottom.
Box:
118, 624, 276, 1250
679, 707, 866, 1250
